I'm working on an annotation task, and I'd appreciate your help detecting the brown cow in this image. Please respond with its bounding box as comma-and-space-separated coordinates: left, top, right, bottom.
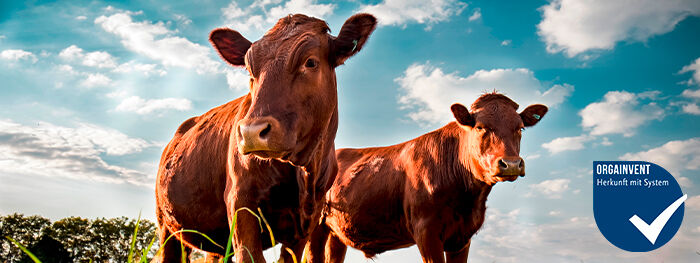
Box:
154, 14, 376, 263
307, 93, 548, 263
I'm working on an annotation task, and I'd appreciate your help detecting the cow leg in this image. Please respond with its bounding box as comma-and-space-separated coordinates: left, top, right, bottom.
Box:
306, 223, 330, 263
229, 206, 266, 263
414, 228, 445, 263
325, 233, 347, 263
153, 225, 191, 263
280, 239, 307, 263
445, 240, 470, 263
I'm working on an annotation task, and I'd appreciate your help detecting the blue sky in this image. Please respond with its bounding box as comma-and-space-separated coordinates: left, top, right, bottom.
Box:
1, 0, 700, 262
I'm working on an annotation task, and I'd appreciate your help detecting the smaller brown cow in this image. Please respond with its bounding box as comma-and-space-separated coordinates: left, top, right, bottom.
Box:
307, 93, 548, 263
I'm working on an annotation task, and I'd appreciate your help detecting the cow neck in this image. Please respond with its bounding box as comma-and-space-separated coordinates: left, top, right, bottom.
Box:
302, 104, 338, 174
449, 122, 493, 192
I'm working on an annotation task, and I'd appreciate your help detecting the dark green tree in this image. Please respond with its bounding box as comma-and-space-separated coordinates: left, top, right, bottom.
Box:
1, 213, 158, 263
45, 216, 93, 261
90, 216, 157, 262
19, 233, 72, 263
0, 213, 51, 262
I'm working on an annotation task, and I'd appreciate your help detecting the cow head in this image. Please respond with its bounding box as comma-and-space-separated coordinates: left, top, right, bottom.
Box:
451, 93, 548, 184
210, 14, 376, 166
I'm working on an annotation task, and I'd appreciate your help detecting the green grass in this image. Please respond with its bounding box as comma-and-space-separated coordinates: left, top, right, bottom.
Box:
4, 208, 299, 263
5, 236, 41, 263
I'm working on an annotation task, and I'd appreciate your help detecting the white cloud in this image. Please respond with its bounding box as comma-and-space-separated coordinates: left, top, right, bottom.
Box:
580, 91, 663, 137
600, 137, 613, 146
268, 0, 334, 23
687, 195, 700, 210
222, 0, 335, 36
59, 45, 168, 77
80, 73, 112, 88
525, 153, 541, 160
59, 45, 118, 68
226, 68, 250, 90
396, 63, 573, 125
113, 61, 167, 76
173, 14, 192, 25
542, 134, 592, 154
469, 208, 700, 262
679, 57, 700, 98
106, 89, 128, 99
548, 210, 561, 216
115, 96, 193, 115
677, 176, 693, 187
58, 45, 82, 60
76, 15, 87, 20
0, 119, 155, 186
57, 64, 78, 75
221, 2, 264, 34
500, 40, 511, 46
620, 137, 700, 176
359, 0, 466, 27
468, 8, 481, 21
683, 88, 700, 98
679, 57, 700, 86
471, 210, 605, 262
95, 12, 220, 74
529, 179, 570, 198
83, 51, 118, 68
682, 103, 700, 115
0, 49, 38, 63
537, 0, 700, 57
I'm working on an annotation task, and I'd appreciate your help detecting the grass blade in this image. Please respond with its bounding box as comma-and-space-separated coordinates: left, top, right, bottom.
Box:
180, 235, 187, 263
128, 212, 142, 263
243, 246, 255, 263
300, 246, 308, 263
284, 247, 298, 263
257, 207, 276, 260
6, 236, 41, 263
140, 234, 158, 263
223, 211, 237, 263
223, 207, 264, 263
152, 229, 225, 259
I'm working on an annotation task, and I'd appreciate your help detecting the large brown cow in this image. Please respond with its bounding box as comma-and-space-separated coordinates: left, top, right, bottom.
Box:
307, 93, 548, 263
154, 14, 376, 263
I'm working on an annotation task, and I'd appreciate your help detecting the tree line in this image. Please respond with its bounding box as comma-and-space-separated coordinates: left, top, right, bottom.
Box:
0, 213, 157, 263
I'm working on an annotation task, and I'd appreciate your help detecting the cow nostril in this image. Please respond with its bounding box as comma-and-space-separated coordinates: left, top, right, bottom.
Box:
518, 160, 524, 168
498, 159, 508, 169
259, 123, 272, 138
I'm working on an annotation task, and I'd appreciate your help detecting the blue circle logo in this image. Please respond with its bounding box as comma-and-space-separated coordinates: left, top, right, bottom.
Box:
593, 161, 686, 252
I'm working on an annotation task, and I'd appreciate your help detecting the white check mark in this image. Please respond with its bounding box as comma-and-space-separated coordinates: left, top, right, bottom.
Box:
629, 194, 687, 244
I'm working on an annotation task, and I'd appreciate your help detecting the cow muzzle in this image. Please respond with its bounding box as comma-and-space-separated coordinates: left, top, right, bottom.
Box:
496, 156, 525, 177
237, 116, 292, 159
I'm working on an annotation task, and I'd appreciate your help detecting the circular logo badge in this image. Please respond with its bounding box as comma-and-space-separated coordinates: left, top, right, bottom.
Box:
593, 161, 686, 252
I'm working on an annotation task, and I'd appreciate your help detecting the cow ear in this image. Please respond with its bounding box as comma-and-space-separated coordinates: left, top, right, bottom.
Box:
209, 28, 252, 67
520, 104, 548, 127
331, 13, 377, 67
451, 103, 475, 127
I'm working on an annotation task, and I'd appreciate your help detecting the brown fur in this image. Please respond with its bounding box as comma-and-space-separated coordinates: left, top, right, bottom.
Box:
154, 14, 376, 263
307, 93, 548, 263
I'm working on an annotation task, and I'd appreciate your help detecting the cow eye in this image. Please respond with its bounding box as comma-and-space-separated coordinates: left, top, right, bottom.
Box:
305, 58, 318, 69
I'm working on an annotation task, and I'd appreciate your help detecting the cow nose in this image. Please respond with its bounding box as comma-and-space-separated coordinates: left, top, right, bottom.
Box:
240, 122, 271, 140
497, 157, 525, 177
237, 117, 280, 155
